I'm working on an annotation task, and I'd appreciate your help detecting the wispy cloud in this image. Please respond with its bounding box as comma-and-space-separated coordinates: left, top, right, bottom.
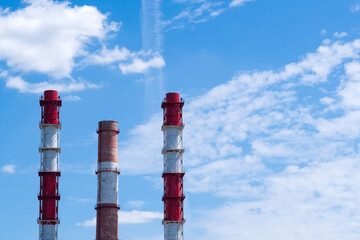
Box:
118, 113, 162, 174
61, 163, 96, 175
350, 3, 360, 12
5, 76, 101, 94
63, 95, 81, 101
139, 0, 252, 114
76, 217, 96, 227
119, 210, 162, 224
119, 39, 360, 174
67, 196, 95, 205
141, 0, 166, 114
76, 210, 162, 226
1, 164, 16, 174
229, 0, 254, 8
170, 1, 224, 24
125, 200, 146, 209
163, 0, 254, 30
195, 157, 360, 240
118, 39, 360, 238
131, 236, 163, 240
334, 31, 348, 38
142, 0, 163, 52
64, 132, 98, 148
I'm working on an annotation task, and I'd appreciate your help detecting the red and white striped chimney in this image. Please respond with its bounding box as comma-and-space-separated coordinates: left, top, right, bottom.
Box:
38, 90, 62, 240
161, 93, 185, 240
96, 121, 120, 240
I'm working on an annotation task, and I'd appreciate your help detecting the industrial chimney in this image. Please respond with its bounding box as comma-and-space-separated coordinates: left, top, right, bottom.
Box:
96, 121, 120, 240
38, 90, 62, 240
161, 93, 185, 240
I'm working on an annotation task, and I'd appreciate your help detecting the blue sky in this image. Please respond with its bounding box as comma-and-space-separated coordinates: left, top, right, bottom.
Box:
0, 0, 360, 239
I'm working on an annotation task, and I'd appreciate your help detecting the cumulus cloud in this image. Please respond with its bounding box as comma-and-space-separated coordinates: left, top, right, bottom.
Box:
0, 0, 118, 78
1, 164, 16, 174
5, 76, 101, 94
119, 55, 165, 74
195, 157, 360, 240
82, 46, 135, 66
119, 39, 360, 173
338, 61, 360, 109
118, 39, 360, 238
76, 210, 162, 227
0, 0, 165, 94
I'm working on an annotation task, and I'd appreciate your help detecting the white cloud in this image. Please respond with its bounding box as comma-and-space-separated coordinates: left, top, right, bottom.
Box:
0, 0, 165, 94
320, 96, 334, 105
321, 29, 327, 35
322, 38, 331, 45
350, 3, 360, 12
173, 0, 205, 3
131, 236, 163, 240
67, 196, 94, 205
76, 217, 96, 227
0, 68, 8, 78
82, 46, 135, 66
252, 140, 294, 157
345, 60, 360, 80
63, 95, 81, 101
195, 157, 360, 240
187, 156, 265, 198
0, 0, 118, 78
171, 2, 224, 24
142, 0, 163, 52
229, 0, 254, 8
119, 55, 165, 74
164, 0, 253, 30
118, 113, 162, 174
118, 210, 162, 224
5, 76, 101, 94
64, 132, 98, 148
118, 39, 360, 238
119, 39, 360, 174
61, 163, 96, 174
125, 200, 145, 209
76, 210, 162, 227
210, 8, 226, 17
338, 62, 360, 109
334, 31, 348, 38
2, 164, 16, 174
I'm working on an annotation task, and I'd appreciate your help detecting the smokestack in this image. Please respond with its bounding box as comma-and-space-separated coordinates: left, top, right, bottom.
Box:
161, 93, 185, 240
38, 90, 62, 240
96, 121, 120, 240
